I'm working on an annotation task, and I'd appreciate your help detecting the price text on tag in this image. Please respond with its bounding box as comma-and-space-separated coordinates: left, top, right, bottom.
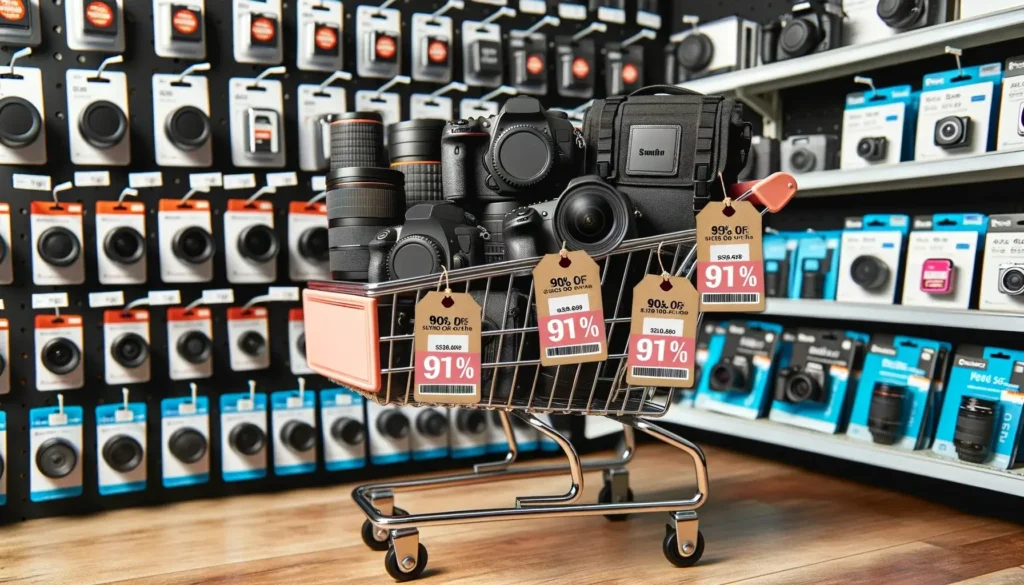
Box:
626, 274, 699, 388
696, 200, 765, 312
414, 291, 482, 404
533, 250, 607, 366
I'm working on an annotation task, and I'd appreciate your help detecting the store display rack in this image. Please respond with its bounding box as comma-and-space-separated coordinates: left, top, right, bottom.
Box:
762, 299, 1024, 333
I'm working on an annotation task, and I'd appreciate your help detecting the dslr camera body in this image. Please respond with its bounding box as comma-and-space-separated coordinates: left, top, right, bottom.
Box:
843, 0, 954, 46
781, 134, 840, 174
774, 362, 828, 404
762, 0, 844, 64
367, 202, 486, 283
665, 16, 761, 83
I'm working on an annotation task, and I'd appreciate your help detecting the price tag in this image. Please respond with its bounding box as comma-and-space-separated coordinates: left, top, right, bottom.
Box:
311, 175, 327, 192
74, 171, 111, 187
266, 172, 299, 188
0, 299, 4, 310
626, 275, 698, 388
223, 174, 257, 190
128, 172, 164, 188
558, 2, 587, 20
520, 0, 546, 14
32, 292, 69, 309
533, 250, 607, 366
414, 291, 482, 404
696, 200, 765, 312
267, 286, 300, 302
148, 290, 182, 306
201, 289, 235, 305
597, 6, 625, 23
636, 10, 661, 29
89, 290, 125, 308
12, 173, 52, 191
190, 172, 224, 190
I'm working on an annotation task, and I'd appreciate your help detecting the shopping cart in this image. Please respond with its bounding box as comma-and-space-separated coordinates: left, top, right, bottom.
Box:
303, 176, 795, 581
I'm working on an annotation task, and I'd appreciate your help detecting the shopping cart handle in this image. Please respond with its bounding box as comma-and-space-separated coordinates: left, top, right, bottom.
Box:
729, 172, 798, 213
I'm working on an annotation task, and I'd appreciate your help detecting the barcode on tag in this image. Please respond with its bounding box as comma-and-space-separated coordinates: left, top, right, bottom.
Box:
546, 343, 601, 358
267, 286, 300, 302
630, 366, 689, 380
88, 290, 125, 308
201, 289, 235, 304
417, 384, 476, 395
701, 293, 761, 304
148, 290, 182, 306
32, 292, 69, 309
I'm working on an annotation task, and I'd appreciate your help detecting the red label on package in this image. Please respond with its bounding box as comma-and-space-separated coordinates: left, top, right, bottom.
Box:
86, 1, 114, 27
251, 16, 276, 43
0, 0, 26, 22
173, 8, 199, 35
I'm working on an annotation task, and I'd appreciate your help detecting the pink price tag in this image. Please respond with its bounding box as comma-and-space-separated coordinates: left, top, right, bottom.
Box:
538, 309, 605, 361
697, 261, 764, 305
627, 334, 694, 383
415, 351, 481, 398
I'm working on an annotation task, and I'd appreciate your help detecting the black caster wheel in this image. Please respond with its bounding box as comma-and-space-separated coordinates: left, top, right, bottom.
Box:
598, 483, 634, 521
384, 543, 429, 582
663, 526, 705, 568
361, 519, 391, 551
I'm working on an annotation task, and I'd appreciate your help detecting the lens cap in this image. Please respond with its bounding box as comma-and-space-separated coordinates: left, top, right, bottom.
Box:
38, 226, 82, 267
790, 149, 816, 173
237, 224, 279, 263
492, 126, 555, 188
331, 417, 365, 445
169, 427, 208, 463
281, 420, 317, 452
877, 0, 917, 26
172, 226, 215, 264
0, 96, 42, 149
102, 434, 145, 472
104, 226, 146, 265
237, 331, 267, 357
166, 105, 211, 151
42, 337, 82, 375
80, 100, 128, 149
456, 410, 487, 435
36, 438, 78, 479
177, 330, 212, 364
111, 332, 150, 369
299, 227, 329, 262
779, 18, 819, 57
389, 235, 445, 281
677, 33, 714, 71
416, 409, 448, 438
376, 410, 410, 440
229, 422, 267, 456
297, 332, 307, 356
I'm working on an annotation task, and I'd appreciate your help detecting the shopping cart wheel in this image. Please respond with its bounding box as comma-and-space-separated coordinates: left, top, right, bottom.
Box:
362, 508, 411, 551
385, 543, 428, 582
598, 484, 634, 521
663, 526, 705, 568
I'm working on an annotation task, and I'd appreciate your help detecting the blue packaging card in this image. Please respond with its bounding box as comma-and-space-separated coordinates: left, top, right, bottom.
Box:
96, 403, 148, 496
916, 63, 1003, 159
694, 321, 784, 419
792, 231, 842, 300
320, 388, 367, 471
271, 390, 318, 476
763, 234, 792, 299
842, 84, 918, 164
220, 392, 269, 482
29, 405, 84, 502
0, 411, 6, 506
161, 396, 211, 488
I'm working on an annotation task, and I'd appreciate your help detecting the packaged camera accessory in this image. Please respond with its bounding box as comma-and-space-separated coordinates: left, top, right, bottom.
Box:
320, 388, 367, 471
0, 411, 5, 505
997, 55, 1024, 152
605, 42, 644, 96
229, 76, 285, 168
410, 92, 456, 122
296, 0, 342, 72
35, 314, 85, 391
763, 232, 798, 299
555, 36, 596, 99
665, 16, 759, 84
158, 198, 214, 283
289, 308, 312, 375
298, 84, 346, 173
846, 335, 950, 450
0, 59, 46, 165
463, 18, 505, 88
780, 134, 840, 174
103, 309, 151, 385
288, 201, 329, 282
66, 65, 130, 166
0, 317, 9, 395
836, 215, 910, 304
233, 0, 282, 64
161, 393, 210, 487
841, 84, 917, 169
914, 62, 1002, 161
770, 328, 869, 433
449, 407, 490, 459
412, 11, 453, 83
154, 0, 206, 59
96, 200, 147, 285
0, 203, 11, 284
842, 0, 954, 46
592, 0, 624, 22
220, 389, 268, 481
960, 0, 1024, 19
933, 346, 1024, 469
980, 214, 1024, 314
488, 412, 539, 453
96, 400, 147, 495
152, 71, 213, 168
354, 85, 404, 131
406, 406, 449, 460
792, 231, 841, 300
902, 213, 987, 309
271, 388, 317, 475
227, 306, 270, 372
65, 0, 124, 52
357, 4, 401, 79
0, 0, 41, 47
694, 321, 783, 419
738, 137, 780, 182
224, 199, 278, 284
31, 200, 85, 285
510, 31, 549, 96
30, 402, 83, 502
761, 0, 844, 64
167, 306, 213, 380
674, 321, 725, 408
367, 402, 412, 465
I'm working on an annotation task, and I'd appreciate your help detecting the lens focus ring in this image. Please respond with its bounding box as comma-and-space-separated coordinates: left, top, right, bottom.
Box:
395, 162, 444, 207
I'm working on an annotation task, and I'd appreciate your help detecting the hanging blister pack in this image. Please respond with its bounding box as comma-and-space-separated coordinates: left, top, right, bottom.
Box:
158, 198, 214, 283
31, 200, 85, 286
229, 76, 286, 168
463, 19, 505, 88
605, 42, 644, 96
841, 84, 917, 169
96, 401, 147, 495
35, 314, 85, 391
166, 306, 214, 380
224, 199, 278, 284
65, 0, 125, 52
791, 230, 841, 301
227, 306, 271, 371
0, 62, 47, 165
30, 403, 83, 502
510, 31, 549, 95
96, 200, 147, 285
152, 72, 213, 168
0, 0, 41, 46
153, 0, 206, 59
272, 389, 318, 475
221, 389, 269, 481
407, 406, 449, 461
555, 36, 595, 99
320, 388, 367, 471
355, 88, 403, 131
298, 83, 345, 172
410, 92, 455, 121
288, 308, 312, 375
0, 203, 11, 285
836, 215, 910, 305
66, 67, 131, 166
233, 0, 283, 64
297, 0, 343, 72
367, 402, 412, 465
980, 214, 1024, 314
997, 54, 1024, 152
161, 394, 211, 487
357, 4, 401, 80
103, 309, 152, 385
412, 11, 454, 83
288, 201, 329, 282
915, 62, 1002, 161
901, 214, 987, 310
694, 320, 783, 419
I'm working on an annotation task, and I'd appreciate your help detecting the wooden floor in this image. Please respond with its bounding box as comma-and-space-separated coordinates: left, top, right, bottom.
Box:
2, 443, 1023, 585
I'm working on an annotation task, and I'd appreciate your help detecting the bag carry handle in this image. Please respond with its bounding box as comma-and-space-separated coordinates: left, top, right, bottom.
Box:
628, 84, 703, 97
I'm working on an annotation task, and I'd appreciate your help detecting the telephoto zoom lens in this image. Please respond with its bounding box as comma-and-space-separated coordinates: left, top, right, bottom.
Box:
330, 112, 388, 170
953, 396, 997, 464
388, 119, 446, 207
326, 167, 406, 281
868, 383, 906, 445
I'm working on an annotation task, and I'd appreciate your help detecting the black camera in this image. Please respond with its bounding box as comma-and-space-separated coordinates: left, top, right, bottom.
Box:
502, 176, 637, 261
441, 95, 584, 204
934, 115, 971, 149
953, 396, 996, 463
762, 0, 844, 64
850, 255, 891, 291
666, 16, 761, 83
367, 202, 486, 283
738, 136, 780, 183
856, 136, 888, 162
708, 355, 752, 394
774, 363, 828, 405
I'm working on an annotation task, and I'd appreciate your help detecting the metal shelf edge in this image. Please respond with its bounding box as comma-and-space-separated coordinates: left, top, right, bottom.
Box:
761, 299, 1024, 332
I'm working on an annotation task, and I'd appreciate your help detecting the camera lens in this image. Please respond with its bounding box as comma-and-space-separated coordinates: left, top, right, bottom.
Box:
850, 255, 891, 291
237, 224, 279, 263
555, 177, 635, 257
954, 396, 997, 463
377, 409, 410, 440
166, 105, 212, 151
456, 410, 487, 435
0, 234, 7, 265
111, 332, 150, 369
0, 96, 42, 148
237, 331, 267, 357
482, 201, 519, 264
102, 434, 144, 472
331, 417, 365, 445
280, 420, 317, 453
779, 18, 819, 57
1000, 266, 1024, 296
868, 383, 906, 445
172, 226, 215, 265
80, 100, 128, 149
677, 33, 714, 71
41, 337, 81, 375
36, 438, 78, 479
298, 227, 329, 263
168, 427, 207, 463
789, 148, 817, 173
37, 226, 82, 267
229, 422, 267, 456
784, 372, 822, 404
103, 226, 145, 265
326, 167, 405, 281
297, 332, 306, 356
416, 408, 448, 438
709, 361, 744, 393
388, 120, 446, 207
935, 116, 968, 147
176, 330, 212, 364
330, 111, 387, 170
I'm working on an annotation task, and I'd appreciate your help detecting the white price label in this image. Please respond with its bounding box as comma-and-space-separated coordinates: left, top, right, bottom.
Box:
642, 318, 683, 337
223, 174, 257, 190
237, 398, 254, 412
178, 402, 197, 416
201, 289, 235, 304
114, 409, 135, 423
520, 0, 546, 13
286, 396, 304, 409
89, 290, 125, 308
267, 286, 300, 302
128, 172, 164, 188
48, 413, 68, 426
709, 243, 751, 262
266, 172, 299, 188
334, 393, 353, 406
74, 171, 111, 187
190, 172, 224, 190
428, 335, 469, 352
548, 293, 590, 315
597, 6, 625, 23
12, 173, 52, 191
32, 292, 69, 309
558, 3, 587, 20
148, 290, 182, 306
636, 10, 661, 29
311, 175, 327, 192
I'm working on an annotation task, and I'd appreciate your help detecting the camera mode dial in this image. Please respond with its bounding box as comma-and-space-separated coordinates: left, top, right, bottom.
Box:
491, 124, 555, 189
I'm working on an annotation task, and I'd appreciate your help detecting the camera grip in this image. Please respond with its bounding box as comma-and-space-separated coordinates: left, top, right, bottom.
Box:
502, 209, 547, 262
366, 227, 399, 284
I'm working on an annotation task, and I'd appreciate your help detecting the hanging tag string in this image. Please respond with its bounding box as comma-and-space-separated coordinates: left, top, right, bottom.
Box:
656, 241, 670, 281
436, 266, 452, 296
560, 241, 568, 259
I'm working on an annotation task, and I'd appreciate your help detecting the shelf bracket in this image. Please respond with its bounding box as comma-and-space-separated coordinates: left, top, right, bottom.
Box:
735, 88, 782, 140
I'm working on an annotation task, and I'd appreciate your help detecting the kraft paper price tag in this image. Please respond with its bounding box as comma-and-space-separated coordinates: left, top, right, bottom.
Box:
626, 274, 699, 388
696, 200, 765, 312
414, 291, 482, 405
533, 250, 608, 366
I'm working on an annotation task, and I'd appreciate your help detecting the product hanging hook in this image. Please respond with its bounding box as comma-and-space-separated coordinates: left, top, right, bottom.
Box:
190, 382, 198, 405
522, 15, 560, 36
183, 296, 205, 313
51, 181, 73, 208
122, 387, 130, 411
670, 15, 701, 43
175, 62, 211, 85
297, 376, 306, 402
376, 0, 397, 12
115, 187, 138, 209
53, 306, 61, 320
430, 81, 468, 98
482, 6, 516, 26
572, 22, 607, 42
373, 75, 411, 99
7, 47, 31, 77
121, 294, 150, 317
436, 266, 451, 295
854, 76, 877, 98
57, 393, 65, 416
480, 85, 518, 103
251, 65, 287, 90
621, 28, 656, 47
179, 186, 209, 205
245, 185, 277, 206
431, 0, 464, 18
248, 379, 257, 402
945, 46, 964, 78
306, 191, 326, 209
316, 70, 353, 93
92, 54, 124, 82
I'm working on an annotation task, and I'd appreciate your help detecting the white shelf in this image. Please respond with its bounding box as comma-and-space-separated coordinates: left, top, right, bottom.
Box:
790, 151, 1024, 197
679, 9, 1024, 96
762, 299, 1024, 332
664, 407, 1024, 496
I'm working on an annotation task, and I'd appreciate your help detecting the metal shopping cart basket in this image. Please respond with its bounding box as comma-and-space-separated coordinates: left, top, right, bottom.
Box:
302, 178, 795, 581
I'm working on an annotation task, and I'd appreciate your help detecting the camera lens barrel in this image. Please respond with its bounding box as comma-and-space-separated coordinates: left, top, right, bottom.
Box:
42, 337, 82, 375
554, 177, 636, 258
868, 383, 906, 445
329, 111, 387, 170
954, 396, 997, 463
326, 167, 406, 281
389, 120, 447, 207
784, 372, 822, 404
